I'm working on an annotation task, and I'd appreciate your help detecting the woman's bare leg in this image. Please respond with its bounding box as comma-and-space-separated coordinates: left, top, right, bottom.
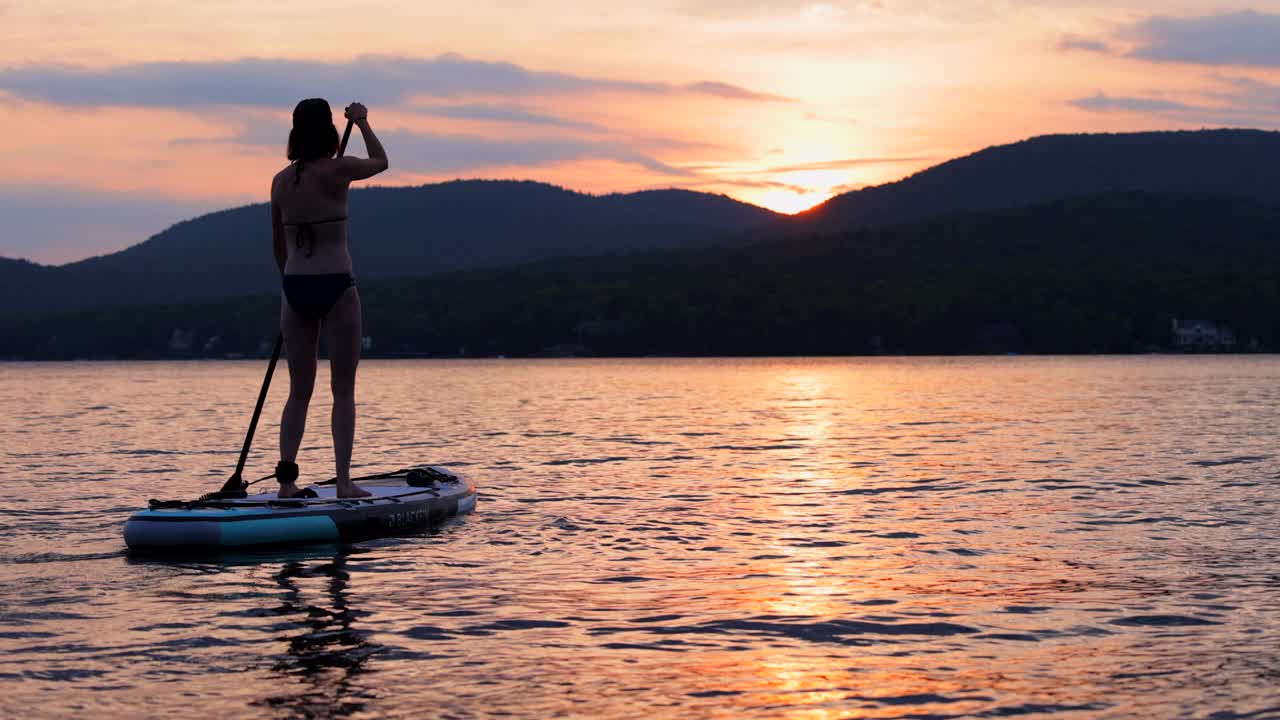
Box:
279, 295, 320, 498
323, 286, 370, 498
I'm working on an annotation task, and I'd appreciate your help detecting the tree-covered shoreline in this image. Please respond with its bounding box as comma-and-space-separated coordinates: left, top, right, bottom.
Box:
3, 192, 1276, 360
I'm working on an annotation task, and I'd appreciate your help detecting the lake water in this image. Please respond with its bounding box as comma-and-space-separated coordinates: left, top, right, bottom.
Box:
1, 357, 1277, 719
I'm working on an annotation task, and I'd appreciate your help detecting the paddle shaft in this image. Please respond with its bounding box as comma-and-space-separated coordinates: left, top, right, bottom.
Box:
225, 116, 356, 490
228, 333, 283, 485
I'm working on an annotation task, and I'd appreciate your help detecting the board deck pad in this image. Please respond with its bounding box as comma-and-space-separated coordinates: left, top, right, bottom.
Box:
251, 480, 449, 502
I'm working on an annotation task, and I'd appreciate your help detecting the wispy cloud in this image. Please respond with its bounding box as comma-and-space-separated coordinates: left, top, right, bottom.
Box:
1128, 11, 1280, 67
748, 156, 930, 174
683, 81, 790, 102
0, 53, 790, 109
381, 129, 696, 176
1064, 11, 1280, 68
175, 115, 698, 177
410, 103, 606, 132
665, 176, 811, 196
1058, 34, 1110, 54
1070, 93, 1200, 115
1070, 75, 1280, 128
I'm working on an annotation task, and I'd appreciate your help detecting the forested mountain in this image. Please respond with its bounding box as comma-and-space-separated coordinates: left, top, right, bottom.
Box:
0, 181, 778, 315
5, 129, 1280, 328
797, 130, 1280, 231
5, 192, 1276, 359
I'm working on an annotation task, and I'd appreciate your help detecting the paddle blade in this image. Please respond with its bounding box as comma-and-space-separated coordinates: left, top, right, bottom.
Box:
220, 473, 248, 494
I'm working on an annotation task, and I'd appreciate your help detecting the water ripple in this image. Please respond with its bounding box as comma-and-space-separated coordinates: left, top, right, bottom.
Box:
0, 357, 1276, 718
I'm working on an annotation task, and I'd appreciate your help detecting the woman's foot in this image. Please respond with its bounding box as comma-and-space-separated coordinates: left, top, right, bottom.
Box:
277, 482, 318, 499
336, 480, 372, 498
276, 461, 302, 498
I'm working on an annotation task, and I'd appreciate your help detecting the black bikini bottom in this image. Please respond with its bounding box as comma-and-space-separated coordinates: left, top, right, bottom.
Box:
282, 273, 355, 322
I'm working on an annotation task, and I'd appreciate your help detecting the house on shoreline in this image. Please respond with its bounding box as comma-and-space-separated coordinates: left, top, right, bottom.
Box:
1172, 318, 1236, 349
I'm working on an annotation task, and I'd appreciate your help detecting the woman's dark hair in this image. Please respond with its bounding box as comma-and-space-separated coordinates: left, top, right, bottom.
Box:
287, 98, 339, 162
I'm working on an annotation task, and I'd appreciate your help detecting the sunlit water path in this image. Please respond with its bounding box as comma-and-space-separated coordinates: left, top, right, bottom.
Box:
1, 357, 1277, 718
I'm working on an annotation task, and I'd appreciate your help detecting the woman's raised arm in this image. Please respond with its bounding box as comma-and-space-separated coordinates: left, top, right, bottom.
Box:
334, 102, 388, 182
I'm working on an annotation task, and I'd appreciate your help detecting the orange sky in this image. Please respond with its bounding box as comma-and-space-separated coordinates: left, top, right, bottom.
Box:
2, 1, 1278, 262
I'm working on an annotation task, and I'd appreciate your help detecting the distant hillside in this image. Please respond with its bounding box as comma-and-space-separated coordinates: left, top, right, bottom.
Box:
798, 130, 1280, 230
8, 129, 1280, 319
5, 192, 1277, 359
0, 181, 778, 315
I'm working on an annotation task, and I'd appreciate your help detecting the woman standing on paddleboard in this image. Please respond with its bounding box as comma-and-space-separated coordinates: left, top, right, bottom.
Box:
270, 99, 388, 498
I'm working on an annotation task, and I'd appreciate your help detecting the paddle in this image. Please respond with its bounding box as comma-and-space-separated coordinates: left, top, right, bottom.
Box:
214, 113, 357, 498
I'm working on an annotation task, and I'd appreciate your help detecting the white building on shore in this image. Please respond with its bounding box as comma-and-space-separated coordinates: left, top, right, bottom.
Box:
1171, 318, 1235, 349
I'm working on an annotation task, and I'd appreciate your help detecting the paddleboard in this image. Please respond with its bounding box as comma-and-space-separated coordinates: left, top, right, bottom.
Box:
124, 466, 476, 553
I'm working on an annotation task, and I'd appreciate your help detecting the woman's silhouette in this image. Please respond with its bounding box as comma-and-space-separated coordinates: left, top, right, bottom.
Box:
271, 99, 388, 498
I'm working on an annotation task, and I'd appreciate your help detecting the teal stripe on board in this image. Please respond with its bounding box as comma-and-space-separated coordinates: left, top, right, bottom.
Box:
136, 508, 283, 519
219, 516, 340, 546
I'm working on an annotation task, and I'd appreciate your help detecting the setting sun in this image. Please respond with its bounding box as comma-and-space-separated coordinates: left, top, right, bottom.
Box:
749, 187, 829, 215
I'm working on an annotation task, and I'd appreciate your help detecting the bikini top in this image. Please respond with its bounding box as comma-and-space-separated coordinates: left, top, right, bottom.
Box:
287, 160, 346, 257
283, 217, 347, 258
